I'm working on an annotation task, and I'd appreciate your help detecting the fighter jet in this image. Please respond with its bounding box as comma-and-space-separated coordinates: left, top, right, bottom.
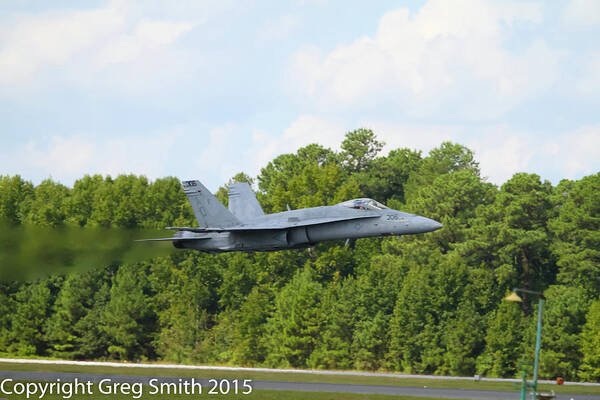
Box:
137, 180, 442, 253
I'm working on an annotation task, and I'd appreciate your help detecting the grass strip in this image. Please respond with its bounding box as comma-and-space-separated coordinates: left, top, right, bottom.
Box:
0, 361, 597, 396
0, 380, 469, 400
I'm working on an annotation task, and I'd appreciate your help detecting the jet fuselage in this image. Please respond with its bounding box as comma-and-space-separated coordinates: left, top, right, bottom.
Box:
138, 181, 442, 253
173, 205, 441, 253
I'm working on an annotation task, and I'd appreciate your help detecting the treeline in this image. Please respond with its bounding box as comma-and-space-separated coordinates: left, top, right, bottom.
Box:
0, 129, 599, 381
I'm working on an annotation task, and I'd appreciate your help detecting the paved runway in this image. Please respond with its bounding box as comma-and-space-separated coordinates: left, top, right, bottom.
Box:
1, 370, 598, 400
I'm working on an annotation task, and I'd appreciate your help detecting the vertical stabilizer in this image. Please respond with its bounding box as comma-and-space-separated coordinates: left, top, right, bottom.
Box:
228, 182, 264, 221
181, 180, 239, 228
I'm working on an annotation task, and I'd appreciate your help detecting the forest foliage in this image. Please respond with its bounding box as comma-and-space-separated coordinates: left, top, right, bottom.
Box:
1, 129, 599, 381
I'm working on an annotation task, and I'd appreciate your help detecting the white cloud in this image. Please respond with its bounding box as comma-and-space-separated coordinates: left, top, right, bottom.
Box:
550, 124, 600, 179
260, 117, 599, 186
468, 124, 600, 184
7, 133, 179, 184
288, 0, 559, 119
576, 52, 600, 95
0, 8, 125, 85
1, 117, 349, 192
563, 0, 600, 27
95, 20, 193, 67
477, 136, 534, 184
3, 118, 597, 190
0, 2, 196, 91
251, 115, 347, 173
25, 136, 96, 176
357, 121, 538, 185
466, 126, 535, 184
176, 117, 347, 190
257, 15, 299, 44
362, 121, 460, 154
194, 124, 250, 186
282, 114, 347, 149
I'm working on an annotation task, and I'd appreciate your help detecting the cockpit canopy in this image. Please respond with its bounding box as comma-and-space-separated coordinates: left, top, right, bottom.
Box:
338, 198, 389, 211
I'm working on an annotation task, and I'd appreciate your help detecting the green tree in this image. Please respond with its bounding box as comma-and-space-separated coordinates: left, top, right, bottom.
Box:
143, 177, 195, 228
0, 175, 34, 224
66, 175, 103, 227
0, 283, 16, 352
157, 285, 210, 363
421, 142, 479, 177
217, 253, 257, 310
352, 310, 389, 371
88, 176, 117, 227
459, 173, 556, 310
76, 276, 113, 359
550, 173, 600, 297
441, 301, 485, 376
476, 299, 525, 377
268, 163, 357, 212
521, 285, 588, 380
45, 271, 99, 358
339, 128, 384, 173
258, 144, 338, 212
102, 264, 157, 360
579, 297, 600, 381
354, 148, 422, 203
112, 175, 149, 228
408, 169, 496, 253
2, 137, 599, 381
22, 179, 70, 227
9, 280, 54, 355
404, 142, 479, 204
264, 267, 324, 368
309, 245, 356, 281
194, 308, 236, 364
150, 251, 222, 363
389, 257, 469, 374
309, 279, 356, 370
231, 285, 274, 366
349, 253, 407, 370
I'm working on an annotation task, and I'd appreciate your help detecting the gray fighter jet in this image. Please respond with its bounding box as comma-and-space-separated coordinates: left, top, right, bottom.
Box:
138, 180, 442, 252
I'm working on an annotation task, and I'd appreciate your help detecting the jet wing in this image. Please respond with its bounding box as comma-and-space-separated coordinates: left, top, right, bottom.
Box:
166, 214, 379, 233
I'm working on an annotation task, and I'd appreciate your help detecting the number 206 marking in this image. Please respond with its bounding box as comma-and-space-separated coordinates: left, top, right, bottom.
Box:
386, 215, 400, 221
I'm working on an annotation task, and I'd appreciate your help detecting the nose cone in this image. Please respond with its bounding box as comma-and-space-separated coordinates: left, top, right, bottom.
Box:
432, 219, 443, 231
414, 216, 443, 233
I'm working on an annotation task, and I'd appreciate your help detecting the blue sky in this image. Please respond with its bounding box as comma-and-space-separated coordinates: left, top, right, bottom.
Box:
1, 0, 598, 192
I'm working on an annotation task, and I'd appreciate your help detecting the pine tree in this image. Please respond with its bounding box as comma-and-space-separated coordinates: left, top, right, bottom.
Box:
476, 299, 525, 378
551, 173, 600, 297
579, 298, 600, 381
102, 264, 157, 360
9, 280, 53, 356
264, 267, 324, 368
